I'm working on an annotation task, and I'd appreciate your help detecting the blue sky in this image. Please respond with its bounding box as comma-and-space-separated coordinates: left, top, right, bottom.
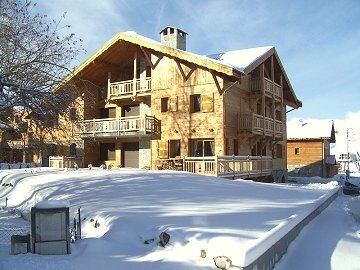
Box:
35, 0, 360, 121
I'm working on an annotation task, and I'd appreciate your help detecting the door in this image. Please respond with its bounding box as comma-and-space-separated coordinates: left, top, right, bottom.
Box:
100, 108, 116, 119
121, 105, 139, 117
122, 142, 139, 168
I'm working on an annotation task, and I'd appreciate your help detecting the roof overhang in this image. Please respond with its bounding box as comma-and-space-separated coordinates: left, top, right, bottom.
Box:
243, 48, 302, 109
64, 32, 243, 85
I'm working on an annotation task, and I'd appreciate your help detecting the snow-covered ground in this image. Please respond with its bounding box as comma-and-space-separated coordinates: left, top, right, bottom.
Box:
0, 168, 359, 269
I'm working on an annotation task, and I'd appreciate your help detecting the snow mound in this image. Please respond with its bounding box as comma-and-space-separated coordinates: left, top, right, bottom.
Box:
306, 181, 339, 190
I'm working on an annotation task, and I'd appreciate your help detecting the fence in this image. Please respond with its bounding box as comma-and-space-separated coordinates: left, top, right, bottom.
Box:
0, 227, 30, 246
49, 156, 83, 169
183, 155, 273, 178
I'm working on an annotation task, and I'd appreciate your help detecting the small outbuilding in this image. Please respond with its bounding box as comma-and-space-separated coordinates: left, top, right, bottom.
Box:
31, 200, 71, 255
287, 120, 338, 178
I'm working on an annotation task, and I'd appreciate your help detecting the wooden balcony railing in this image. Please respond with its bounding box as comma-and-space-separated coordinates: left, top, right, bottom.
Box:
108, 77, 151, 99
239, 113, 283, 138
74, 115, 160, 138
182, 155, 273, 178
250, 78, 282, 99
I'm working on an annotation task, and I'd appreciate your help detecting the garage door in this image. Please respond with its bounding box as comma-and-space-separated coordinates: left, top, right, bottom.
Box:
123, 142, 139, 168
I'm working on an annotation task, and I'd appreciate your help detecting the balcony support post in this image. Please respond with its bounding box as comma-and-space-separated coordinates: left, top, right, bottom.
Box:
260, 64, 266, 135
133, 51, 137, 96
107, 72, 111, 97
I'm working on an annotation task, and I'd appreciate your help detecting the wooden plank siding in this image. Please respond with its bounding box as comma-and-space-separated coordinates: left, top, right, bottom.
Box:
287, 140, 324, 165
150, 55, 225, 168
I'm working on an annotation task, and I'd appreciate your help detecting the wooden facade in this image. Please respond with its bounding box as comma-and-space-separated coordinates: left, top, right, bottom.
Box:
59, 27, 301, 175
287, 121, 337, 178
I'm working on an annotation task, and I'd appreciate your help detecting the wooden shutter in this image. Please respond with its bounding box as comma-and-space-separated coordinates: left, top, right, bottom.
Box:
201, 93, 214, 112
169, 96, 178, 112
158, 141, 169, 159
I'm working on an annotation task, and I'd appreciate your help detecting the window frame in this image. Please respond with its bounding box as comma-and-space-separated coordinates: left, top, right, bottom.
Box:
169, 140, 181, 158
161, 97, 169, 112
190, 94, 201, 113
189, 139, 215, 157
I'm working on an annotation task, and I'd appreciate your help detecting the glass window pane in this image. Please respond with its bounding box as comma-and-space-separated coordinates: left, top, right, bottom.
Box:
204, 141, 214, 156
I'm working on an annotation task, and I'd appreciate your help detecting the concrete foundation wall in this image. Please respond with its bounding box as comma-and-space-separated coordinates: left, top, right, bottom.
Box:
237, 188, 340, 270
139, 138, 151, 169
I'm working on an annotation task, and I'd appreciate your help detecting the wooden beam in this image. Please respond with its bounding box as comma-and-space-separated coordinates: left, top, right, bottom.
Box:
140, 46, 163, 69
211, 72, 223, 95
175, 61, 196, 81
223, 80, 240, 94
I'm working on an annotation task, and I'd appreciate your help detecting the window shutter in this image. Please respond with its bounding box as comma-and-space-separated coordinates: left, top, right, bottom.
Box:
169, 96, 178, 112
158, 141, 169, 159
201, 93, 214, 112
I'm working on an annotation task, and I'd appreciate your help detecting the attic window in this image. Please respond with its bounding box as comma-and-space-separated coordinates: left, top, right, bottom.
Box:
295, 148, 300, 155
170, 28, 174, 34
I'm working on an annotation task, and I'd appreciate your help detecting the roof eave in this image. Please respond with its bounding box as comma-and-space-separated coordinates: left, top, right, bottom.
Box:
64, 32, 243, 85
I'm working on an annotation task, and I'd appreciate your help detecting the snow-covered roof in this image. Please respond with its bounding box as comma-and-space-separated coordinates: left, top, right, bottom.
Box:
63, 31, 301, 108
287, 119, 335, 142
207, 46, 274, 73
35, 199, 70, 209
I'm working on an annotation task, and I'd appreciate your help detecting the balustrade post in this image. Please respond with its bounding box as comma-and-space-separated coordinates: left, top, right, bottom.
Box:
93, 118, 95, 136
215, 155, 218, 176
232, 154, 235, 180
143, 114, 147, 133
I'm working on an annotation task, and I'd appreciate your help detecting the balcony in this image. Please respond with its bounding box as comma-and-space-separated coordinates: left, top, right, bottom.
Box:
108, 77, 151, 99
239, 113, 283, 138
74, 115, 160, 138
250, 77, 282, 100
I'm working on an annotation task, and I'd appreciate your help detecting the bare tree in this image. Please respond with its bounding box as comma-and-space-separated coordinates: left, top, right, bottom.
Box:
0, 0, 83, 131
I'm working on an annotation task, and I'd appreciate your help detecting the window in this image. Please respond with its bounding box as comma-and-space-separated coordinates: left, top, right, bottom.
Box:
190, 139, 215, 157
161, 97, 178, 112
190, 94, 214, 113
190, 94, 201, 113
276, 144, 283, 159
234, 139, 239, 155
100, 143, 115, 161
70, 108, 77, 121
295, 147, 300, 155
69, 143, 77, 156
161, 97, 169, 112
169, 140, 181, 158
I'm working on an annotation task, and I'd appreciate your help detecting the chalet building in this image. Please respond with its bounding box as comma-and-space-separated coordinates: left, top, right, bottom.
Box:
61, 26, 302, 178
287, 120, 338, 178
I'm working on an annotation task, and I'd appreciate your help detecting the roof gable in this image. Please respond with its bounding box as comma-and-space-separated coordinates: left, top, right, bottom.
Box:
287, 120, 336, 143
64, 31, 301, 109
207, 46, 274, 73
65, 31, 242, 84
208, 47, 301, 108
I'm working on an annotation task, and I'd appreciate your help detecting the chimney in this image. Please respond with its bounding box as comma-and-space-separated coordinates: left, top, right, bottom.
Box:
160, 26, 187, 51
